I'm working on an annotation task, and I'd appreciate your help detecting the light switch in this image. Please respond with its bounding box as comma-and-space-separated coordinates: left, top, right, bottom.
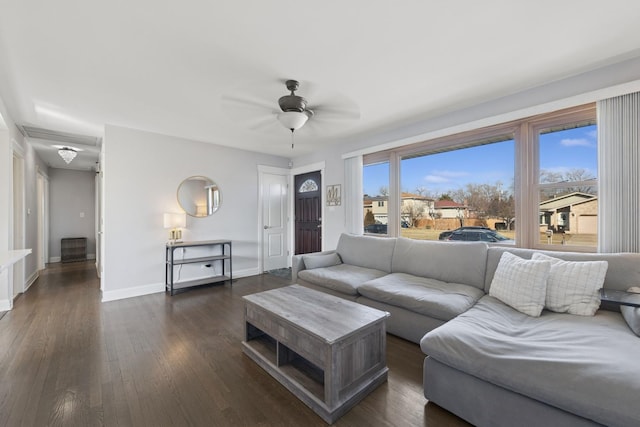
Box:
27, 208, 31, 215
80, 212, 85, 218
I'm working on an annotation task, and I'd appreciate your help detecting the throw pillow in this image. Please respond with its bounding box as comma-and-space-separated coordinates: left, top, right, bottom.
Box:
531, 253, 608, 316
621, 287, 640, 337
489, 252, 551, 317
303, 252, 342, 270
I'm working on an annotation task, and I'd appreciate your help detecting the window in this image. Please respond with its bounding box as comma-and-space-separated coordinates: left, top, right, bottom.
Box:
536, 122, 598, 248
361, 103, 597, 251
363, 160, 389, 234
399, 137, 515, 241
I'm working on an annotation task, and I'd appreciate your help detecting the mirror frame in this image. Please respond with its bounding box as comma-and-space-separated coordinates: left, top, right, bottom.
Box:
177, 175, 221, 217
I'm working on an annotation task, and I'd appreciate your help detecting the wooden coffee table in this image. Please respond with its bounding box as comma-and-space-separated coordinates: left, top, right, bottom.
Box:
242, 284, 389, 424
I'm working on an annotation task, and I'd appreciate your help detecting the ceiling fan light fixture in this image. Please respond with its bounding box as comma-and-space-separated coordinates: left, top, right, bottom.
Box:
277, 111, 309, 131
58, 147, 77, 164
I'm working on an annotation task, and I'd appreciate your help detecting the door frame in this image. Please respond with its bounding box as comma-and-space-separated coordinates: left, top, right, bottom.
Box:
258, 165, 291, 273
290, 161, 325, 256
11, 143, 25, 296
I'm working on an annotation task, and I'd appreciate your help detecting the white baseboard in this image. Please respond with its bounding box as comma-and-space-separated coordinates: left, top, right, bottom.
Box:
0, 299, 11, 311
101, 282, 165, 302
24, 270, 39, 292
101, 268, 260, 303
49, 255, 95, 263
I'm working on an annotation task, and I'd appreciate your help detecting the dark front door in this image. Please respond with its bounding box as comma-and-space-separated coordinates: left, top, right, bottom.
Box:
294, 171, 322, 254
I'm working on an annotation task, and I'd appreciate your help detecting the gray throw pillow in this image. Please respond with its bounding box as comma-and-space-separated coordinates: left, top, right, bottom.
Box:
303, 253, 342, 270
621, 288, 640, 337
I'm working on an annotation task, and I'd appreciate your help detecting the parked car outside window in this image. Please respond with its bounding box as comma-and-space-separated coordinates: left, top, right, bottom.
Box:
364, 224, 388, 234
438, 226, 491, 240
446, 229, 513, 243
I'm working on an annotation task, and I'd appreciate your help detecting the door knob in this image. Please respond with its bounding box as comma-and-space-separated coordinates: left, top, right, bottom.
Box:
263, 225, 270, 229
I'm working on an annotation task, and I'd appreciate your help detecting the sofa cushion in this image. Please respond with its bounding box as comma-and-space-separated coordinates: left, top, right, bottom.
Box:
489, 252, 551, 317
391, 238, 488, 290
485, 247, 640, 294
336, 233, 396, 273
297, 264, 387, 296
532, 252, 607, 316
302, 252, 342, 269
421, 295, 640, 427
358, 273, 485, 321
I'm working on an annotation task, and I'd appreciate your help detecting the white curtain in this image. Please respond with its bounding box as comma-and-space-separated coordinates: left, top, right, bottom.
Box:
597, 92, 640, 252
344, 155, 363, 235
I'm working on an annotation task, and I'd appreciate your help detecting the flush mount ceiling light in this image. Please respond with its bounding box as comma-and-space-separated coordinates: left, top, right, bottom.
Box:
58, 147, 77, 164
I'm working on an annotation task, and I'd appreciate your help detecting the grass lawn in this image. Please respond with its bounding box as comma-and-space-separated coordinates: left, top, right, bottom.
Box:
399, 228, 596, 247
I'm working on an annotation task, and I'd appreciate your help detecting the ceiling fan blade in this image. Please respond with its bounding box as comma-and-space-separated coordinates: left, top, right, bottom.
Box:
311, 104, 360, 121
221, 94, 276, 112
247, 113, 279, 131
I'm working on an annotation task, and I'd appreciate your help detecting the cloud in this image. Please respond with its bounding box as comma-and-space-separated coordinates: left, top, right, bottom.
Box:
586, 130, 597, 139
560, 138, 593, 147
423, 170, 469, 184
425, 175, 449, 183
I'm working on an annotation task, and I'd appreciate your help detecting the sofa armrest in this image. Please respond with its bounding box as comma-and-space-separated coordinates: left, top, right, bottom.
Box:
292, 250, 338, 281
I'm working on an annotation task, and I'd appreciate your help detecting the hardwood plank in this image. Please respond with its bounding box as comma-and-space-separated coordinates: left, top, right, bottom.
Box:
0, 261, 471, 426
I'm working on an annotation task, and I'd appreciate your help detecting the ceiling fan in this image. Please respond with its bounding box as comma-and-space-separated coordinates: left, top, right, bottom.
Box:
221, 79, 360, 146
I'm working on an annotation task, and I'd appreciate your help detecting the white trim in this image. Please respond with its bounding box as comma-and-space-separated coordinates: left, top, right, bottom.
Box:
49, 256, 61, 263
0, 299, 11, 311
24, 270, 39, 292
101, 268, 259, 302
102, 282, 165, 302
342, 78, 640, 160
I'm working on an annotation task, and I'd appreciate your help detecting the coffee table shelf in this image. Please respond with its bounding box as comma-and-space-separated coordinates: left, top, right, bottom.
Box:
242, 285, 389, 424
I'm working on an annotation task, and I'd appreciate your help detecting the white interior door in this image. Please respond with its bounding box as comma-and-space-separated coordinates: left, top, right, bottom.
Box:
261, 171, 288, 271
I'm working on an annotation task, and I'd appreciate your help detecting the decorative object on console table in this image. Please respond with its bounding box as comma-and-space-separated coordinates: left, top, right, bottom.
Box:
165, 240, 232, 296
163, 212, 186, 244
61, 237, 87, 262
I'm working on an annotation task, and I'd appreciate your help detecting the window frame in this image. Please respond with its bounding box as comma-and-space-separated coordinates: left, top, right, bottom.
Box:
363, 103, 597, 252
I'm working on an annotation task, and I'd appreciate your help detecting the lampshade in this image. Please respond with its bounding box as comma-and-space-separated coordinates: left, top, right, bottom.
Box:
277, 111, 309, 131
163, 212, 186, 229
58, 147, 77, 164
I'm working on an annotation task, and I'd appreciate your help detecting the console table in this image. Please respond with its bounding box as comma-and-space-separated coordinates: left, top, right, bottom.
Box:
165, 240, 232, 295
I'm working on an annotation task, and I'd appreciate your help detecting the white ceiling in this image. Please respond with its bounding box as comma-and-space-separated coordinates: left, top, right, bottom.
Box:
1, 1, 640, 167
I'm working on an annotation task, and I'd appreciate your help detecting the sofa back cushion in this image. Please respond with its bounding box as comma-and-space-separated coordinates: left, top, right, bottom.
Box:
336, 233, 396, 273
484, 247, 640, 293
391, 238, 488, 290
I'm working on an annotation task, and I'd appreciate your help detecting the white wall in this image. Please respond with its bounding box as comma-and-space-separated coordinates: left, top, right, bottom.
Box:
49, 169, 96, 261
102, 125, 289, 301
292, 56, 640, 250
0, 96, 47, 308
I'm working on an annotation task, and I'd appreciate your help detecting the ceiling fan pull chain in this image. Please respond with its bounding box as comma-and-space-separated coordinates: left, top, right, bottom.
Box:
291, 129, 295, 149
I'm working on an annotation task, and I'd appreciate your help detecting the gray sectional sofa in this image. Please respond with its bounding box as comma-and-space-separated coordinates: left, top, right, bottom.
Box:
291, 233, 640, 427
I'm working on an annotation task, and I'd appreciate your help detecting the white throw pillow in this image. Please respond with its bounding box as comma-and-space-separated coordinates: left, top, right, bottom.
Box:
489, 252, 551, 317
302, 252, 342, 270
531, 253, 608, 316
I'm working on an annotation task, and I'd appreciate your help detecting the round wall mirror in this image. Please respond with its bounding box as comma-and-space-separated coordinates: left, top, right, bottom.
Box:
177, 176, 221, 217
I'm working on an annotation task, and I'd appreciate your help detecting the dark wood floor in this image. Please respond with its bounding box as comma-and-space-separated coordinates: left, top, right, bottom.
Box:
0, 261, 471, 427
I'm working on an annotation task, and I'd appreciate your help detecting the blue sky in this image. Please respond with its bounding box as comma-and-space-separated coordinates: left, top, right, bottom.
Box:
363, 124, 597, 197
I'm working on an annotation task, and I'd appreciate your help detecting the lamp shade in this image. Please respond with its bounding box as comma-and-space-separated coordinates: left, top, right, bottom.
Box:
163, 212, 186, 229
277, 111, 309, 131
